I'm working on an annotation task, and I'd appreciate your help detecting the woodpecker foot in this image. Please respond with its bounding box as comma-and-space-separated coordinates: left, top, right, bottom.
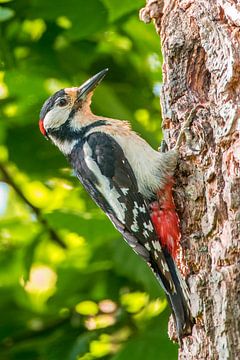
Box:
174, 105, 204, 152
158, 139, 168, 153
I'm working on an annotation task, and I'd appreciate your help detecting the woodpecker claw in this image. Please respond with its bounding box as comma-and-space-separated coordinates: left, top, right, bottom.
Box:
158, 139, 168, 153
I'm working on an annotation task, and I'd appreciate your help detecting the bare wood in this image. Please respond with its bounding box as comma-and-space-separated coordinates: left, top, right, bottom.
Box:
140, 1, 240, 359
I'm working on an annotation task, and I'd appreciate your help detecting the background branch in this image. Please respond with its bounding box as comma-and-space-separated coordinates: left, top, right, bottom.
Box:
0, 162, 66, 248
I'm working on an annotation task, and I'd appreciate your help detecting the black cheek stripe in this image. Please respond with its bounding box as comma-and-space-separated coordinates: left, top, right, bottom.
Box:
48, 119, 107, 143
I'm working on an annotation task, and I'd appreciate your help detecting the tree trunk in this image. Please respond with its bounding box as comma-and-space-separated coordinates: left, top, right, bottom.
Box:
140, 1, 240, 359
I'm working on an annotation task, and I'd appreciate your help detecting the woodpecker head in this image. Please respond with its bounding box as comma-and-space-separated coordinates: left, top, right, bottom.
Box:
39, 69, 108, 150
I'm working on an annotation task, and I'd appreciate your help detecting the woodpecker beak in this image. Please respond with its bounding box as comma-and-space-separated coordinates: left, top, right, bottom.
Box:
77, 68, 108, 101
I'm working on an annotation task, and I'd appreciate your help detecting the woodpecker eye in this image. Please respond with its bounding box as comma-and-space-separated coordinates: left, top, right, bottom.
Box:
57, 98, 68, 107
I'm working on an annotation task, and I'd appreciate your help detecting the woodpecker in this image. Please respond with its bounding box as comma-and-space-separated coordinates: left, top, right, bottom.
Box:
39, 69, 194, 339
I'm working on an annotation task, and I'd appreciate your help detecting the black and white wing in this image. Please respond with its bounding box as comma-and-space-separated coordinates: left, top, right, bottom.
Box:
69, 131, 175, 294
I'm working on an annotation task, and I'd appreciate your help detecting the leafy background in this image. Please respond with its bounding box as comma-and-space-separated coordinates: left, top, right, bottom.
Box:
0, 0, 178, 359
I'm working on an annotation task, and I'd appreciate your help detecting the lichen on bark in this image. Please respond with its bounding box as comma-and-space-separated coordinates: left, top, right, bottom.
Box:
140, 1, 240, 359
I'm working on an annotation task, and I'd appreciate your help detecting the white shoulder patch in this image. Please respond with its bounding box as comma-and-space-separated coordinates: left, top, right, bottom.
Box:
83, 141, 126, 222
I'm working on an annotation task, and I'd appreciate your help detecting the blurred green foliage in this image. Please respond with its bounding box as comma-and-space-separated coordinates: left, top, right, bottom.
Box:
0, 1, 178, 359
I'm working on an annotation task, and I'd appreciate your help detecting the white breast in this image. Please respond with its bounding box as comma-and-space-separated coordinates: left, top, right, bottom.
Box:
114, 134, 178, 198
76, 117, 178, 199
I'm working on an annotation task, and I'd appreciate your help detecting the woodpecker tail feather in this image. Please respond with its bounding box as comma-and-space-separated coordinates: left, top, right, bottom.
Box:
162, 249, 193, 339
149, 182, 193, 338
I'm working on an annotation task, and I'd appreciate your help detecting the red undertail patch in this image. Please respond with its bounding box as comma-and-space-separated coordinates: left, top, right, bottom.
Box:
149, 180, 180, 259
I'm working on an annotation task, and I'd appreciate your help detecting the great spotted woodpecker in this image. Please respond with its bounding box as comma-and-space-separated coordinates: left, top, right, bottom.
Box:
39, 69, 194, 339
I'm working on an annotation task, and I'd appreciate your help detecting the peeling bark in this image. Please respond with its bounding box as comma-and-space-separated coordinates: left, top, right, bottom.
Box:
140, 1, 240, 359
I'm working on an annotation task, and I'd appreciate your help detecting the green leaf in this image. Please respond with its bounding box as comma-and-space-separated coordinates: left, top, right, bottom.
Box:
92, 84, 133, 121
112, 316, 178, 360
22, 232, 43, 283
45, 210, 116, 244
112, 239, 164, 298
124, 16, 162, 55
102, 0, 144, 22
28, 0, 108, 39
0, 6, 14, 21
69, 332, 97, 360
6, 125, 67, 178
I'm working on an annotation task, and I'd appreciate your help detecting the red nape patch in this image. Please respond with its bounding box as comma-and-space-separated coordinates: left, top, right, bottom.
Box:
149, 182, 180, 259
39, 119, 46, 136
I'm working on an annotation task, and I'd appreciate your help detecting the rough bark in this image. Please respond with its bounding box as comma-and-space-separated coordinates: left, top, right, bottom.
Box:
140, 1, 240, 359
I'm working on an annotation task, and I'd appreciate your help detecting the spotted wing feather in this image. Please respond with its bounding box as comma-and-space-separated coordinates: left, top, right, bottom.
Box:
69, 132, 175, 294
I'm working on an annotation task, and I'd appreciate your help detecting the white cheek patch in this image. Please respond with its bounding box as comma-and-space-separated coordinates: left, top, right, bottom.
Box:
43, 106, 71, 130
